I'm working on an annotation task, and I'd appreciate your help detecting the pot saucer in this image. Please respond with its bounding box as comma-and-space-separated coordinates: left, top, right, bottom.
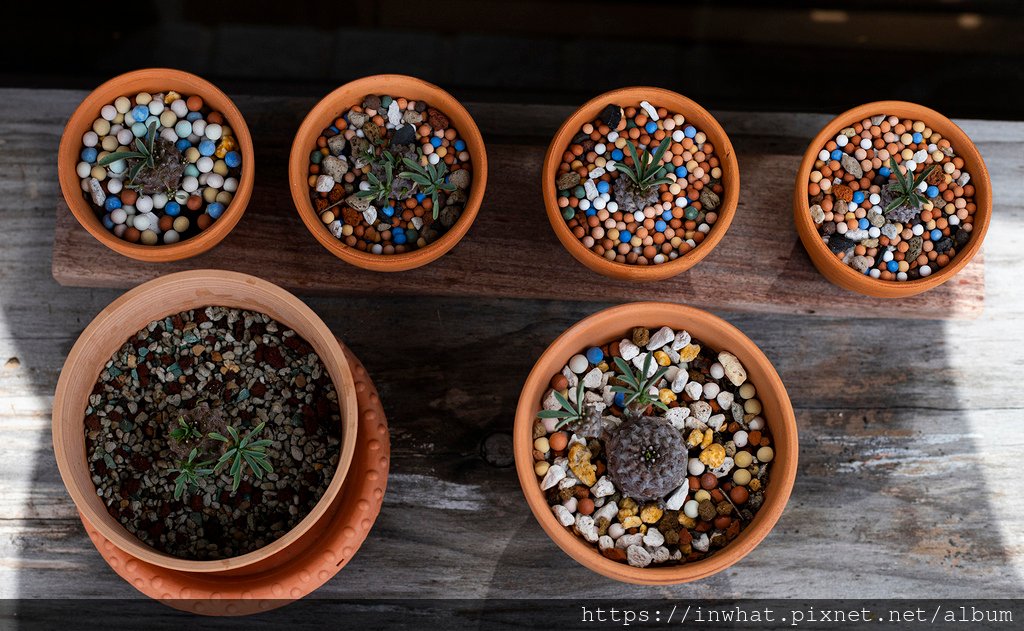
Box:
80, 345, 389, 616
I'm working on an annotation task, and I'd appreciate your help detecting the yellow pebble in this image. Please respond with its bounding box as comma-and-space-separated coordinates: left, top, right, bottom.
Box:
733, 469, 751, 486
700, 430, 714, 449
757, 446, 775, 463
621, 516, 642, 529
699, 443, 726, 468
534, 437, 550, 453
679, 344, 701, 362
653, 351, 671, 366
658, 388, 676, 405
640, 504, 664, 524
694, 489, 711, 503
744, 399, 762, 415
686, 429, 703, 448
534, 461, 549, 477
215, 191, 233, 205
185, 147, 200, 163
164, 91, 181, 103
678, 514, 697, 528
321, 211, 335, 224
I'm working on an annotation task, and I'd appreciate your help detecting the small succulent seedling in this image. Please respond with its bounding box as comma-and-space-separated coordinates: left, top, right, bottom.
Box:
615, 138, 673, 195
209, 422, 274, 492
611, 354, 670, 413
169, 415, 204, 443
399, 157, 456, 219
885, 156, 936, 212
97, 122, 163, 187
537, 380, 587, 430
169, 448, 215, 500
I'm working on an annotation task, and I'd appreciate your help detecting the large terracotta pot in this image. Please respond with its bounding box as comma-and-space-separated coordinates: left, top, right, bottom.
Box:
52, 270, 358, 576
57, 69, 255, 262
542, 87, 739, 281
514, 302, 797, 584
793, 100, 991, 298
289, 74, 487, 272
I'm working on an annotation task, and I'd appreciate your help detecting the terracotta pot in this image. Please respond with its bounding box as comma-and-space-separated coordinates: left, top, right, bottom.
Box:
289, 74, 488, 272
793, 101, 991, 298
52, 270, 358, 575
514, 302, 797, 584
57, 69, 255, 262
542, 87, 739, 281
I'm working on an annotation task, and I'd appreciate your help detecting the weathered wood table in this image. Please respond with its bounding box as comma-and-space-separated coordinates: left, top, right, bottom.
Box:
2, 89, 1022, 601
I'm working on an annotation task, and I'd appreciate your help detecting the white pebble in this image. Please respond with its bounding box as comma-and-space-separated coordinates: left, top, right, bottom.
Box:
82, 131, 98, 147
136, 196, 153, 213
568, 354, 589, 374
171, 99, 188, 117
163, 229, 180, 244
182, 176, 199, 193
223, 177, 239, 193
703, 382, 720, 400
687, 458, 705, 475
107, 178, 123, 194
733, 430, 749, 448
197, 156, 214, 173
110, 208, 127, 224
100, 105, 117, 121
132, 214, 150, 230
192, 120, 206, 137
205, 173, 224, 189
749, 417, 765, 431
709, 362, 725, 379
607, 523, 625, 539
683, 499, 700, 519
76, 162, 91, 178
920, 265, 932, 277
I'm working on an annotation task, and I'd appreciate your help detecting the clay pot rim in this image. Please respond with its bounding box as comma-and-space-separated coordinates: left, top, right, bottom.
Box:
288, 74, 488, 272
541, 87, 740, 282
792, 100, 992, 298
57, 68, 255, 263
52, 270, 359, 573
514, 302, 797, 584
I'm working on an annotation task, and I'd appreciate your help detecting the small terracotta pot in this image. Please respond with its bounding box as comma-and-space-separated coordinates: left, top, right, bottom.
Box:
793, 101, 991, 298
52, 270, 358, 575
57, 69, 255, 262
514, 302, 797, 584
542, 87, 739, 281
289, 74, 488, 272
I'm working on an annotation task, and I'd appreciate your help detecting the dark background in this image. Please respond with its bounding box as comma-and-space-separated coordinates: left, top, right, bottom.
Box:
3, 1, 1023, 119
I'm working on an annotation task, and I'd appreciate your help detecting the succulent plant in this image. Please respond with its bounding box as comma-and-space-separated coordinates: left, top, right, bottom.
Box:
611, 354, 670, 416
169, 447, 214, 500
883, 155, 936, 219
615, 138, 673, 195
357, 155, 396, 205
605, 414, 688, 501
399, 157, 457, 219
98, 121, 186, 195
209, 422, 274, 492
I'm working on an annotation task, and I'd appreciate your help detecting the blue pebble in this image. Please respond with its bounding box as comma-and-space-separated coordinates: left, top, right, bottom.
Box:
644, 121, 657, 134
830, 149, 843, 161
102, 214, 114, 230
131, 105, 149, 122
611, 149, 624, 161
131, 122, 148, 137
382, 206, 395, 218
597, 181, 610, 194
619, 230, 632, 243
184, 165, 200, 178
887, 260, 899, 272
454, 140, 466, 151
858, 218, 869, 230
683, 125, 697, 139
393, 229, 406, 245
674, 166, 688, 178
853, 191, 865, 204
198, 140, 216, 157
930, 229, 942, 241
80, 147, 98, 164
662, 210, 673, 221
585, 208, 597, 217
926, 185, 939, 198
912, 132, 923, 143
206, 202, 225, 219
585, 347, 604, 364
165, 201, 181, 217
104, 197, 121, 211
879, 166, 891, 177
186, 111, 202, 122
225, 151, 242, 168
655, 220, 667, 232
175, 138, 191, 152
415, 193, 426, 203
613, 392, 626, 408
430, 137, 442, 148
328, 125, 339, 134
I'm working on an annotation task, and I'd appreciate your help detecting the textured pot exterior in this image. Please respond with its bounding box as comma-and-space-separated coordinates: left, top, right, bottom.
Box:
542, 87, 740, 281
52, 270, 359, 574
514, 302, 797, 584
57, 68, 255, 262
793, 100, 991, 298
289, 74, 488, 272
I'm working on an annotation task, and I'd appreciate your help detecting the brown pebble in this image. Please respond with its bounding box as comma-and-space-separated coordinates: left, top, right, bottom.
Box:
700, 472, 718, 490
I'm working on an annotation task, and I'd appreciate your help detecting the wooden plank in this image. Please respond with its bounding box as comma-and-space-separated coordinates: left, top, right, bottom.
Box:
51, 97, 988, 320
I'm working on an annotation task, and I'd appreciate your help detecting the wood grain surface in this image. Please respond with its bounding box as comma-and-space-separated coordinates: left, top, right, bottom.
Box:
2, 89, 1023, 601
51, 97, 986, 319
